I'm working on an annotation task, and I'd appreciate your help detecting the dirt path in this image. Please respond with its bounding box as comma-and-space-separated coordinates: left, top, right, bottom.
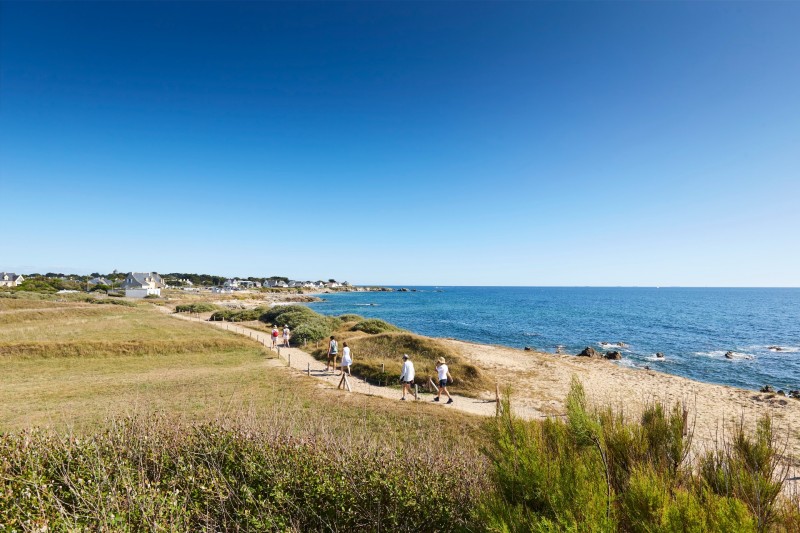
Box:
158, 308, 541, 419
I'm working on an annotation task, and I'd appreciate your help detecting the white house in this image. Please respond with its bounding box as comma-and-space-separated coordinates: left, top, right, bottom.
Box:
121, 272, 164, 298
223, 279, 240, 289
238, 280, 261, 289
0, 273, 24, 287
212, 287, 233, 294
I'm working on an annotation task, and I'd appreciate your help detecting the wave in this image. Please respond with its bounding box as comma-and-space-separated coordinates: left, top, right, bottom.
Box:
694, 350, 755, 360
765, 345, 800, 353
354, 303, 380, 307
522, 332, 541, 337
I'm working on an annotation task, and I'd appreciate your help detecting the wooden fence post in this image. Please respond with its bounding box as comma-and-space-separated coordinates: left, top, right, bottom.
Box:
495, 382, 501, 417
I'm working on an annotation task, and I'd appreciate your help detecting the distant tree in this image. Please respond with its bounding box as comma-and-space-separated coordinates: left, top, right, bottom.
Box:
328, 279, 336, 283
90, 272, 100, 278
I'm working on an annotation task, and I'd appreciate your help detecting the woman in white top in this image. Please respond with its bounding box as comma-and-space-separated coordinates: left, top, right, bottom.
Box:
340, 342, 352, 376
434, 357, 453, 404
282, 325, 290, 347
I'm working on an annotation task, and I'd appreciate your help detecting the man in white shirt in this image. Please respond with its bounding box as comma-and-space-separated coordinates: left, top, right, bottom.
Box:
399, 353, 415, 400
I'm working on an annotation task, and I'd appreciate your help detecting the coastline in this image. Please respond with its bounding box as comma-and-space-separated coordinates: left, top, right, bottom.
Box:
441, 337, 800, 462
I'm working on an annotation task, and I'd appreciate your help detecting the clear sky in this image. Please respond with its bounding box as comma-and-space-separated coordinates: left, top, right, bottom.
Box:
1, 1, 798, 286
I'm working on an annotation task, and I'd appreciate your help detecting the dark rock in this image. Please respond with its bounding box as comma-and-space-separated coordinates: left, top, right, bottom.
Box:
524, 346, 532, 351
768, 346, 784, 352
760, 385, 775, 393
577, 347, 601, 358
777, 390, 786, 396
644, 365, 651, 370
605, 351, 622, 360
725, 351, 735, 359
656, 352, 665, 358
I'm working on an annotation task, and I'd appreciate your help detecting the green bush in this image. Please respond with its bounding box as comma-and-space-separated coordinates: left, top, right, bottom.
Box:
259, 304, 317, 325
210, 307, 268, 322
480, 379, 786, 532
351, 318, 402, 334
338, 313, 365, 322
0, 417, 486, 530
698, 416, 785, 531
175, 303, 218, 313
291, 320, 335, 345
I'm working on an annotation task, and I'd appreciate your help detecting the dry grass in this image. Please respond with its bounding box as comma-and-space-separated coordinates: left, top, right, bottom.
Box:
309, 329, 494, 397
0, 300, 486, 445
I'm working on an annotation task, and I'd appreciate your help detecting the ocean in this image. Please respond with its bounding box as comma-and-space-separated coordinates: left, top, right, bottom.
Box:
307, 287, 800, 392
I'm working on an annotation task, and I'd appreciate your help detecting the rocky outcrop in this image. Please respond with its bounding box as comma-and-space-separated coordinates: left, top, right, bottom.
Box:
656, 352, 665, 359
760, 385, 775, 393
523, 346, 532, 351
577, 347, 601, 358
725, 351, 735, 359
605, 351, 622, 360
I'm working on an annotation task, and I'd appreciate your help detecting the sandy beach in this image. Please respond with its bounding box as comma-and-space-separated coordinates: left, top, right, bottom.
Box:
443, 338, 800, 464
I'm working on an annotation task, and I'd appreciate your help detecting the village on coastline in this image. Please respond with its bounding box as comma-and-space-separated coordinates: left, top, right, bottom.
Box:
1, 270, 395, 298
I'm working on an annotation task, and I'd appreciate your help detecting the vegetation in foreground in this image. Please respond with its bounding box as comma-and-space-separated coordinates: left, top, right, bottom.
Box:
0, 415, 487, 532
481, 378, 800, 532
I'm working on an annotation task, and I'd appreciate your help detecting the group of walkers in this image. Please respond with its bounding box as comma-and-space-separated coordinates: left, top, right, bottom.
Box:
326, 335, 454, 404
270, 325, 290, 348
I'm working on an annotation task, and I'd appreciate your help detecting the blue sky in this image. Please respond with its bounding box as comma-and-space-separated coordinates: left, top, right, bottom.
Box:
1, 1, 798, 286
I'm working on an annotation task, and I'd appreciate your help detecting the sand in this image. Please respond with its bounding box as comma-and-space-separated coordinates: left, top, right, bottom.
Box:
443, 339, 800, 466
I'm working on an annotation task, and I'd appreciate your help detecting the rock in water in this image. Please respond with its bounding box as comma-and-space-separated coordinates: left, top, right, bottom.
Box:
605, 351, 622, 360
725, 351, 735, 359
656, 352, 665, 358
577, 347, 601, 358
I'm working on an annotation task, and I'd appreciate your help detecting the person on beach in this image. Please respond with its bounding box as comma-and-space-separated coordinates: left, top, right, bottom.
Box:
399, 353, 415, 400
282, 325, 290, 347
326, 335, 338, 372
433, 357, 453, 404
340, 342, 352, 376
271, 326, 279, 349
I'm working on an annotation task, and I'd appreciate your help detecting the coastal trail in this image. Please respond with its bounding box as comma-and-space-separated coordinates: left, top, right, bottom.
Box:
158, 306, 545, 419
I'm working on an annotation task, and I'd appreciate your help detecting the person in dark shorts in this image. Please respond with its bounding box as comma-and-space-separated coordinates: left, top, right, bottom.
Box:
433, 357, 453, 404
326, 336, 338, 372
399, 353, 415, 400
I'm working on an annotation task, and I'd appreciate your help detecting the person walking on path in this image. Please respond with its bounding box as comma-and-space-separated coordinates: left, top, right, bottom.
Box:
399, 354, 415, 400
340, 341, 352, 376
271, 326, 279, 349
433, 357, 453, 404
326, 336, 338, 372
282, 325, 290, 347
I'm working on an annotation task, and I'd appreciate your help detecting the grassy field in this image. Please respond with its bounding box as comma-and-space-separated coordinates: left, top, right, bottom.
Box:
0, 298, 485, 442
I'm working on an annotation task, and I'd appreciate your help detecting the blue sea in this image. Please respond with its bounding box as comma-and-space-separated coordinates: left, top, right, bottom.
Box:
307, 287, 800, 392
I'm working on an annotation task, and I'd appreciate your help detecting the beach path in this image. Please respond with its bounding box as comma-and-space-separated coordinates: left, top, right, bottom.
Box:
157, 307, 545, 419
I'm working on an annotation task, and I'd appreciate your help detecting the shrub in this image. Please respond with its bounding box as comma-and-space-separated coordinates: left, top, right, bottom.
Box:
291, 320, 335, 345
338, 313, 364, 322
698, 416, 786, 531
175, 303, 218, 313
479, 379, 781, 532
0, 417, 486, 530
210, 307, 268, 322
351, 318, 402, 334
259, 304, 316, 325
